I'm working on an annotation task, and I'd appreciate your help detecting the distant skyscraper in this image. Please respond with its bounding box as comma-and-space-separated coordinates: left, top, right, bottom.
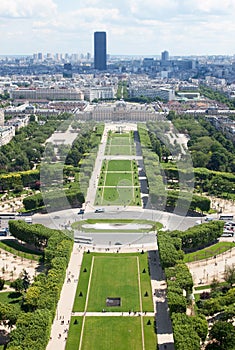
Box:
161, 50, 169, 61
94, 32, 107, 71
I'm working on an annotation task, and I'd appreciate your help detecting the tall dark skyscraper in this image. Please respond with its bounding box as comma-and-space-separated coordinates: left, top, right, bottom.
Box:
94, 31, 107, 71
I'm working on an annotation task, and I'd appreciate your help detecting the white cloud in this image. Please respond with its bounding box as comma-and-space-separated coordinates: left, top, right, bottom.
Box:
0, 0, 57, 18
0, 0, 235, 55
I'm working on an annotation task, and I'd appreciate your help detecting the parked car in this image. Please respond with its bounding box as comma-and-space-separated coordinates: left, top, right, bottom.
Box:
205, 217, 214, 222
221, 230, 234, 237
94, 208, 105, 213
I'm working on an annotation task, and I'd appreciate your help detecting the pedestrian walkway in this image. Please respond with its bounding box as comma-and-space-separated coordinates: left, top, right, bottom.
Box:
46, 243, 83, 350
148, 250, 175, 350
72, 311, 155, 317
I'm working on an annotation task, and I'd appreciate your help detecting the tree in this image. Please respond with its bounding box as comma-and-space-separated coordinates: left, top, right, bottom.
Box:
224, 264, 235, 288
21, 269, 30, 292
208, 321, 235, 350
24, 286, 41, 311
10, 278, 24, 293
10, 270, 30, 294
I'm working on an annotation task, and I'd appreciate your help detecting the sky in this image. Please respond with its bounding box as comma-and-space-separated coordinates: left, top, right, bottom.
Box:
0, 0, 235, 57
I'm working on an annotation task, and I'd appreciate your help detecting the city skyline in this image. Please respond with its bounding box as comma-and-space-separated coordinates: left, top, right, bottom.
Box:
0, 0, 235, 56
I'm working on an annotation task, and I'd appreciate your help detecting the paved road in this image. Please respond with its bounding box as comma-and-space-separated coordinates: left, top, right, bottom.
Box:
32, 208, 199, 243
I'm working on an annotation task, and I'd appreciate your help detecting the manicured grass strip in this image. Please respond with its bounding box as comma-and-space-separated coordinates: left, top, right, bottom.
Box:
107, 160, 133, 172
105, 172, 133, 186
73, 253, 155, 313
72, 253, 93, 312
65, 316, 83, 350
143, 317, 157, 350
81, 317, 143, 350
111, 137, 132, 145
184, 242, 235, 263
0, 240, 42, 261
108, 145, 134, 156
139, 253, 154, 312
87, 256, 140, 312
102, 187, 134, 205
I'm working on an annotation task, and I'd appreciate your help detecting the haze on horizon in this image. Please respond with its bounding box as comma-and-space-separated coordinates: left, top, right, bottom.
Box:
0, 0, 235, 57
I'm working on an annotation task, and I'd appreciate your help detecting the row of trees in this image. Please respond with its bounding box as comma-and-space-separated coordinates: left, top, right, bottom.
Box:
158, 221, 234, 349
138, 125, 166, 210
162, 164, 235, 200
200, 85, 235, 110
23, 189, 84, 212
168, 113, 235, 173
0, 170, 40, 193
169, 220, 224, 252
158, 229, 208, 349
0, 120, 60, 174
8, 220, 55, 249
7, 221, 73, 349
138, 124, 211, 213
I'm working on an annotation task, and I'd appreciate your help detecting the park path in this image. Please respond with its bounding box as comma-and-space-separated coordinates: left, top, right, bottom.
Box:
72, 311, 155, 317
46, 243, 83, 350
187, 246, 235, 286
148, 249, 175, 350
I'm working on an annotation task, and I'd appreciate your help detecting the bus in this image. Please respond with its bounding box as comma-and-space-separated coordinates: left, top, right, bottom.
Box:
219, 214, 234, 221
0, 213, 17, 220
74, 236, 93, 245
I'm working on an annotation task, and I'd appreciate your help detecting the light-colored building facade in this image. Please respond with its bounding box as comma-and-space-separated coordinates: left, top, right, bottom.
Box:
83, 86, 116, 101
76, 101, 166, 122
0, 126, 15, 146
10, 88, 84, 101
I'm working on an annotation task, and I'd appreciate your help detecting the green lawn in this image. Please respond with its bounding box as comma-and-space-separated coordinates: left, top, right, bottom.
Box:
105, 132, 135, 155
107, 145, 135, 156
69, 252, 155, 350
107, 160, 133, 172
65, 316, 83, 350
66, 316, 157, 350
96, 159, 140, 206
0, 291, 22, 311
102, 187, 134, 205
73, 253, 93, 312
104, 172, 133, 186
87, 256, 140, 312
143, 317, 157, 350
111, 136, 131, 144
139, 255, 154, 312
81, 317, 143, 350
73, 253, 153, 313
184, 242, 235, 263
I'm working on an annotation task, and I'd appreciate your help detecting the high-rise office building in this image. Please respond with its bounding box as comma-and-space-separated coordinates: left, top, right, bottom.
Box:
94, 31, 107, 71
161, 50, 169, 61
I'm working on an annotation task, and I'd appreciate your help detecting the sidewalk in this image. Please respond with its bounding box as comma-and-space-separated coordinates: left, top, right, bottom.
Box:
148, 250, 175, 350
72, 311, 155, 317
46, 244, 83, 350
